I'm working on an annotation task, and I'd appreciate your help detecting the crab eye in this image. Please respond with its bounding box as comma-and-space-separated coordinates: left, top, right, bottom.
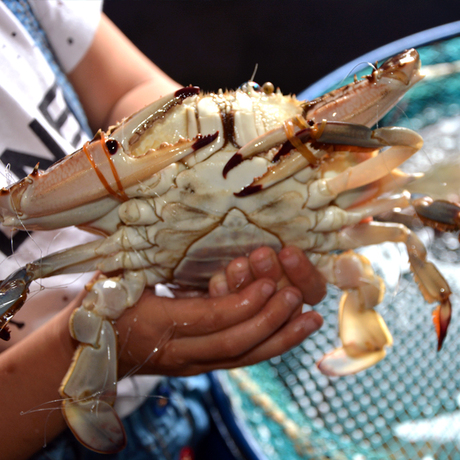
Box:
240, 81, 261, 94
105, 139, 119, 155
262, 82, 274, 95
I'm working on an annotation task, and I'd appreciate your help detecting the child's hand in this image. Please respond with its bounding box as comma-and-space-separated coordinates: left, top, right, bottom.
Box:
116, 246, 325, 377
209, 246, 327, 305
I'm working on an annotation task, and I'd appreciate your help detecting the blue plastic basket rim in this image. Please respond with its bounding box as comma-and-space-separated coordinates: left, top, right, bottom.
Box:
299, 20, 460, 101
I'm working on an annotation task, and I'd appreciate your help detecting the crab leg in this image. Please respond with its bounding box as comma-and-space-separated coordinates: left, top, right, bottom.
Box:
225, 118, 387, 180
324, 128, 422, 191
334, 169, 422, 210
235, 124, 422, 201
230, 120, 384, 189
0, 87, 215, 229
0, 239, 109, 338
339, 221, 452, 350
412, 196, 460, 233
60, 272, 146, 453
312, 213, 452, 377
305, 127, 422, 209
315, 251, 391, 376
303, 48, 423, 126
232, 122, 385, 196
339, 192, 411, 220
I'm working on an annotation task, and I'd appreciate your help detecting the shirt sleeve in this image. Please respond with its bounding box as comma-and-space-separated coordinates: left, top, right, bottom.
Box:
29, 0, 103, 74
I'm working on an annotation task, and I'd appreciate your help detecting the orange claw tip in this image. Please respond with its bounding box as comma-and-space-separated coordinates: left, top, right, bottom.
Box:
433, 300, 452, 351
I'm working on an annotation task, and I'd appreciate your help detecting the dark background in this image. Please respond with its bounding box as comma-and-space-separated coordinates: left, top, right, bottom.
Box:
104, 1, 460, 96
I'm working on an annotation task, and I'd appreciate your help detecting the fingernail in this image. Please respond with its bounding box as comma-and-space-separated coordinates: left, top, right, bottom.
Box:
295, 312, 323, 333
283, 289, 301, 308
261, 281, 275, 297
280, 249, 299, 269
251, 250, 273, 273
231, 260, 250, 287
211, 273, 229, 296
309, 312, 324, 330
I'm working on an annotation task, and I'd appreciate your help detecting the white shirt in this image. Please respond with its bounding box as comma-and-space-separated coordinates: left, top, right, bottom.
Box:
0, 0, 102, 344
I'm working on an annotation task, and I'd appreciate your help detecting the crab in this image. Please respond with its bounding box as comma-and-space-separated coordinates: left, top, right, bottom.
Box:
0, 49, 454, 453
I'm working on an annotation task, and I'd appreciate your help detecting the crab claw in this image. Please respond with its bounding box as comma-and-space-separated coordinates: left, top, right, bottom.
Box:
433, 300, 452, 351
234, 123, 422, 202
304, 48, 424, 126
0, 237, 109, 337
0, 87, 216, 231
0, 265, 38, 340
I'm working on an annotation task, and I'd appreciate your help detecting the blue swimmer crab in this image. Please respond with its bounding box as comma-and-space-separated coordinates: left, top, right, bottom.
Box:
0, 49, 454, 453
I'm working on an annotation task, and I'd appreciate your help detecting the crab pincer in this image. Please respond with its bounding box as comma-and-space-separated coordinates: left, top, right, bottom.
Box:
0, 266, 36, 340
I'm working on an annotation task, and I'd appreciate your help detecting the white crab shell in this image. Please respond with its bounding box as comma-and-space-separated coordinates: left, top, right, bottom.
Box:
97, 90, 332, 288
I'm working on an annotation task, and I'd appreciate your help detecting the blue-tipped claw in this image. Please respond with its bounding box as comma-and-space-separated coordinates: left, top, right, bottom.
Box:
0, 264, 38, 340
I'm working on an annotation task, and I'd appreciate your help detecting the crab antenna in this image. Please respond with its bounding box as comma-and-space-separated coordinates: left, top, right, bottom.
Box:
250, 63, 259, 83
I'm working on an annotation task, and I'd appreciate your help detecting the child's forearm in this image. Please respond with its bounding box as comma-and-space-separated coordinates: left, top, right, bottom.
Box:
0, 295, 80, 459
68, 14, 181, 132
